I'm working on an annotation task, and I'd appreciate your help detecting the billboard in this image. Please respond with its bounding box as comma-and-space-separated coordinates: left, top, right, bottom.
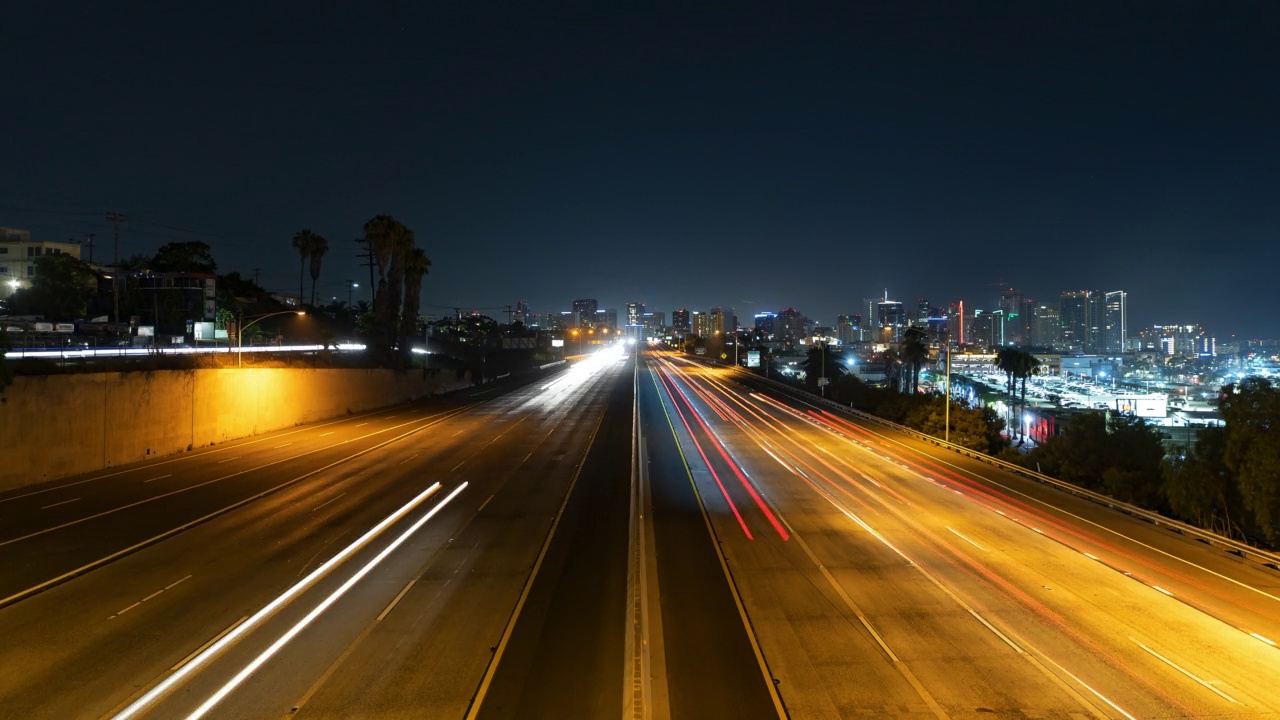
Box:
551, 339, 565, 348
746, 350, 761, 368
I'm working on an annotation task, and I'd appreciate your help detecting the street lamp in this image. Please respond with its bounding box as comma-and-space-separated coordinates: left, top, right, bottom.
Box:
237, 310, 305, 367
347, 280, 358, 308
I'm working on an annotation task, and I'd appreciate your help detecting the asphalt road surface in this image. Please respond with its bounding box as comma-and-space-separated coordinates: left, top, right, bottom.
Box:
2, 346, 1278, 719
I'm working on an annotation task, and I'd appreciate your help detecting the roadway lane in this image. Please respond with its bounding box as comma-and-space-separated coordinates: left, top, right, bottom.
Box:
469, 351, 635, 720
638, 355, 779, 720
729, 365, 1280, 649
653, 351, 1280, 717
0, 356, 623, 719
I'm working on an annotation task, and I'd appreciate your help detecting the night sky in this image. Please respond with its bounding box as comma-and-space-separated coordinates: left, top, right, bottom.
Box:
3, 2, 1277, 337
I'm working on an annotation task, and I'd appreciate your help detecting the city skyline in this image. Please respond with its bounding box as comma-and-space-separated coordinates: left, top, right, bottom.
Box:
3, 3, 1277, 338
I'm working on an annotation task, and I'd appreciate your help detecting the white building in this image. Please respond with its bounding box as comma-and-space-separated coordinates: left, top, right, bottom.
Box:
0, 227, 83, 300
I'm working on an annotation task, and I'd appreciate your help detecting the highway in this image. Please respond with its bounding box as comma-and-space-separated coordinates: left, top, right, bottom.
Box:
1, 346, 1278, 719
644, 351, 1280, 718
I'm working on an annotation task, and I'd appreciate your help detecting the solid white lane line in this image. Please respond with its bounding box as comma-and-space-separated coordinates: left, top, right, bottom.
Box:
1132, 638, 1238, 704
217, 457, 240, 464
452, 461, 465, 471
318, 432, 334, 438
183, 484, 468, 720
946, 527, 987, 552
171, 617, 248, 671
1041, 656, 1137, 720
40, 498, 81, 510
477, 494, 495, 513
312, 493, 346, 512
143, 474, 173, 483
1249, 632, 1276, 647
109, 483, 443, 720
274, 443, 293, 449
355, 423, 367, 428
376, 578, 419, 623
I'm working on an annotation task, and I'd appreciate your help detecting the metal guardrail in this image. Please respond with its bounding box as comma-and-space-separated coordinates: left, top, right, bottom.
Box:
716, 360, 1280, 573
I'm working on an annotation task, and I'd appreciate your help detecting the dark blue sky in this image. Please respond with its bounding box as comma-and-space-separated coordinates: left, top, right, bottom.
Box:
3, 2, 1277, 336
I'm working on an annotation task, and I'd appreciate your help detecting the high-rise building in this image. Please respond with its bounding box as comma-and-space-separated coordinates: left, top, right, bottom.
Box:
778, 307, 805, 340
572, 298, 598, 327
1029, 304, 1062, 349
626, 302, 645, 326
641, 311, 665, 331
863, 298, 879, 341
876, 299, 906, 342
947, 301, 965, 347
754, 312, 777, 337
693, 311, 723, 339
998, 287, 1026, 345
1104, 291, 1127, 354
515, 299, 530, 326
916, 298, 930, 324
672, 308, 691, 334
834, 314, 861, 345
707, 307, 728, 337
969, 310, 994, 350
1060, 290, 1104, 352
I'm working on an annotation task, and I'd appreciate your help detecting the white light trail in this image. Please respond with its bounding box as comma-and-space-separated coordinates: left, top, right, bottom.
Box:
110, 482, 443, 720
184, 483, 468, 719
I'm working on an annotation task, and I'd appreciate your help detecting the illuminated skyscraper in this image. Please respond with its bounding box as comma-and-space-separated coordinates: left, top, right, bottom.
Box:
1104, 291, 1127, 354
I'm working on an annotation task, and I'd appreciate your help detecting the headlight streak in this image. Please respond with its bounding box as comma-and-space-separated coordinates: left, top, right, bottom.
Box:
184, 483, 468, 720
110, 482, 444, 720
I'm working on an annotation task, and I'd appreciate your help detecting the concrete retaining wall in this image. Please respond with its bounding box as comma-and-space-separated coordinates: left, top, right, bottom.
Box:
0, 367, 472, 491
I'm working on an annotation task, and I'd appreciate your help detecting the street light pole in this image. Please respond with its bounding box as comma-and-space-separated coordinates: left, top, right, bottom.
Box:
944, 343, 952, 444
237, 310, 306, 367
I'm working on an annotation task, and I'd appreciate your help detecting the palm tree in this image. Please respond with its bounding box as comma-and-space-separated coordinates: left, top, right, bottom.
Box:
307, 234, 329, 308
362, 216, 414, 360
398, 247, 432, 361
882, 347, 903, 393
993, 346, 1020, 436
290, 230, 321, 307
1016, 350, 1042, 441
901, 327, 930, 395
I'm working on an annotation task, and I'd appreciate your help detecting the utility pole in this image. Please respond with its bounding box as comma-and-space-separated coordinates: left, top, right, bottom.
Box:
356, 239, 375, 303
252, 267, 262, 287
106, 212, 125, 333
84, 233, 96, 264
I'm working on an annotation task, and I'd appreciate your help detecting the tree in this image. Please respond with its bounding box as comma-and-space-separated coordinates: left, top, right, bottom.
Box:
1219, 379, 1280, 542
291, 230, 320, 307
901, 327, 930, 395
150, 241, 217, 274
1015, 350, 1042, 441
881, 347, 904, 393
397, 247, 431, 361
362, 215, 415, 363
7, 253, 99, 321
1163, 427, 1247, 538
308, 234, 329, 308
801, 343, 845, 393
993, 347, 1020, 436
